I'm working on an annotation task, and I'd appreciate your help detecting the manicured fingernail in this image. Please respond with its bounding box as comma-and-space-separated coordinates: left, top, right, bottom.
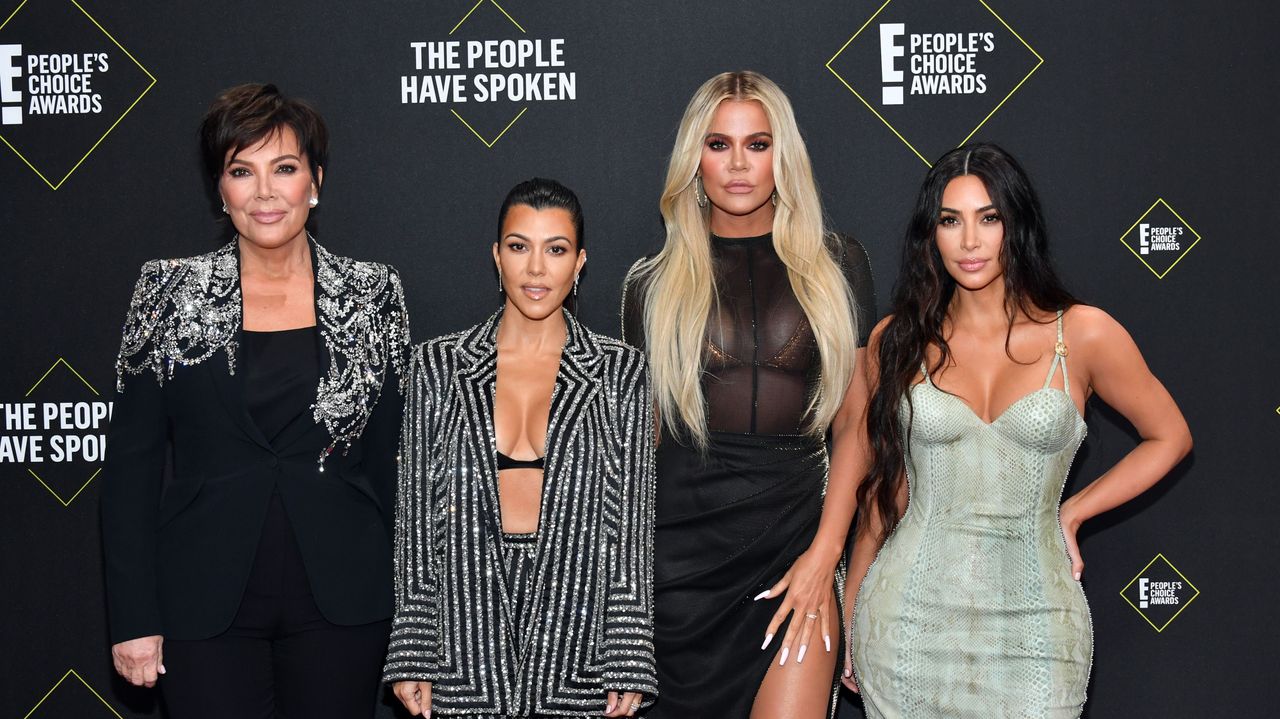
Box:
824, 635, 831, 652
760, 633, 774, 650
1074, 572, 1081, 581
753, 590, 770, 601
607, 699, 616, 712
797, 645, 808, 664
843, 666, 852, 677
158, 665, 166, 674
779, 647, 789, 665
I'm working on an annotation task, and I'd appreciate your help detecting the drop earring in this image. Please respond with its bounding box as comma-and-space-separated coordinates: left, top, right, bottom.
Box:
573, 274, 579, 298
497, 270, 503, 293
695, 175, 708, 208
221, 202, 228, 214
771, 190, 779, 207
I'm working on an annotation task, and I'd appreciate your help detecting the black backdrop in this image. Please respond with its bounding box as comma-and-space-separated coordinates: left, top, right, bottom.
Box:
1, 1, 1275, 717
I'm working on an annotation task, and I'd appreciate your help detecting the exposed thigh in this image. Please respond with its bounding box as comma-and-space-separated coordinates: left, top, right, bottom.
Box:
749, 591, 840, 719
162, 635, 273, 719
272, 617, 391, 719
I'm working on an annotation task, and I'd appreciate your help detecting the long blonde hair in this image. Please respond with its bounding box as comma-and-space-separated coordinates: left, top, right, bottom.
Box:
634, 70, 858, 447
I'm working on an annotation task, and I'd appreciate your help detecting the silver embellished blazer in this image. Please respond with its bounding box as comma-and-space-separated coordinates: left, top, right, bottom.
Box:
383, 308, 658, 715
101, 237, 410, 643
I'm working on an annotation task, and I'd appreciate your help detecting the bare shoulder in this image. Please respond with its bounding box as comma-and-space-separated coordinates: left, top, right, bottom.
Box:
867, 314, 895, 348
1064, 304, 1133, 351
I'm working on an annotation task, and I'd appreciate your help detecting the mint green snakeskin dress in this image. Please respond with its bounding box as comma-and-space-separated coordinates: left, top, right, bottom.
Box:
852, 312, 1092, 718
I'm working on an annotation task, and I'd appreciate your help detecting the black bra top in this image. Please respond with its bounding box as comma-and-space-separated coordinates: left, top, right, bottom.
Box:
496, 450, 545, 471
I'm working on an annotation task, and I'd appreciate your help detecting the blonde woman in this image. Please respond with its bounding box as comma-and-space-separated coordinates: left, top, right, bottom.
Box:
621, 71, 875, 718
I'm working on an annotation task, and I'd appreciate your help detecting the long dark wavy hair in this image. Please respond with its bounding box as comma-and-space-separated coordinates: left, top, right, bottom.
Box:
857, 143, 1080, 541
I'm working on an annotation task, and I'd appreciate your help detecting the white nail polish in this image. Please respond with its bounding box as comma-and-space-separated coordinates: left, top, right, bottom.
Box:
753, 590, 770, 601
797, 645, 808, 664
779, 647, 789, 665
1074, 572, 1082, 581
824, 635, 831, 652
760, 633, 774, 650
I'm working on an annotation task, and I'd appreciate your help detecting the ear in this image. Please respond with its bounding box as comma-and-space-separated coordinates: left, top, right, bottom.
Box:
313, 166, 324, 196
575, 249, 587, 276
492, 241, 501, 271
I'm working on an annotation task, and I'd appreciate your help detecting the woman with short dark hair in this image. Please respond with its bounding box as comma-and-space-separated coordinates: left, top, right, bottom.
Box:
103, 83, 410, 718
386, 178, 657, 718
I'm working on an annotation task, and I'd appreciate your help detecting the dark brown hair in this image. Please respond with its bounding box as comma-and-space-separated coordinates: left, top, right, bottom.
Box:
858, 143, 1079, 541
199, 83, 328, 184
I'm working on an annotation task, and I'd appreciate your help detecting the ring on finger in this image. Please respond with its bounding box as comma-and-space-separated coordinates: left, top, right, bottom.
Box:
804, 612, 819, 620
631, 701, 642, 710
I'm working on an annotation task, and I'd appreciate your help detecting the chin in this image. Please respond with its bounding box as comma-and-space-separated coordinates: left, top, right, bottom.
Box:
509, 300, 565, 322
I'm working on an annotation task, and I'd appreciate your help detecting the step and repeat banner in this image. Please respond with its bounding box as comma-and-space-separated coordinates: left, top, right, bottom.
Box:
1, 1, 1273, 717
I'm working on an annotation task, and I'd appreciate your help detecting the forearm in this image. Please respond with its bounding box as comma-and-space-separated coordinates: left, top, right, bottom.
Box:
811, 410, 867, 563
1063, 432, 1191, 527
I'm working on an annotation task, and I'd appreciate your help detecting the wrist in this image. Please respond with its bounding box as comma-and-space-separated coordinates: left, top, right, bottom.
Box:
808, 535, 846, 565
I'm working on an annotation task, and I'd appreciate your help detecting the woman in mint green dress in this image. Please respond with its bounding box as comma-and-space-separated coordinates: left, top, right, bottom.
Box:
843, 143, 1192, 718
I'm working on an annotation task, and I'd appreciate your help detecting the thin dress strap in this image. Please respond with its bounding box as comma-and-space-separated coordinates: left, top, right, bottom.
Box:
1042, 309, 1069, 393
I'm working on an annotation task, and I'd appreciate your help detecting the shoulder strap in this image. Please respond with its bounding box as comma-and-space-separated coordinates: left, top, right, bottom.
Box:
1042, 309, 1069, 393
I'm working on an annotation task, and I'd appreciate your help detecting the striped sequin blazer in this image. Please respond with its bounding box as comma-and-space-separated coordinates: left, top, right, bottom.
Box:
384, 308, 658, 715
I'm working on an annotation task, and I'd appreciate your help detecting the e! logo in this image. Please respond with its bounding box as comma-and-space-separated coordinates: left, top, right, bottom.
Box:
1, 43, 21, 125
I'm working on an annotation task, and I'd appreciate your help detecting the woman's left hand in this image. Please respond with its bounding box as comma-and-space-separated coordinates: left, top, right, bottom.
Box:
757, 545, 839, 665
604, 690, 643, 717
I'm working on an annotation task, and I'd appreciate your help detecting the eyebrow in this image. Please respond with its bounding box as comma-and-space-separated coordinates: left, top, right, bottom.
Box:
227, 153, 302, 166
703, 131, 774, 140
939, 204, 998, 213
503, 232, 572, 244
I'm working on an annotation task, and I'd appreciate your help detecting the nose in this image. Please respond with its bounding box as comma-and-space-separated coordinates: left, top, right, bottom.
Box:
255, 172, 275, 201
729, 144, 748, 172
526, 249, 546, 277
960, 221, 979, 252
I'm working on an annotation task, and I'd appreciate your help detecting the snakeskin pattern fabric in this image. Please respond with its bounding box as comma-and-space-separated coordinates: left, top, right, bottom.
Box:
852, 312, 1092, 718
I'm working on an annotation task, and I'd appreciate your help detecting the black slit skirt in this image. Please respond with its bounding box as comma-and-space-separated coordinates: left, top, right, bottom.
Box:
645, 431, 841, 719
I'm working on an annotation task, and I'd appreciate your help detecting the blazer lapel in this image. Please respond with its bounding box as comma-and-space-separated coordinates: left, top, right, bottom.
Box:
207, 242, 273, 453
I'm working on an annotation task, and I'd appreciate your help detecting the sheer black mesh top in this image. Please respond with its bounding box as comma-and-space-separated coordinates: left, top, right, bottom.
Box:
623, 233, 875, 436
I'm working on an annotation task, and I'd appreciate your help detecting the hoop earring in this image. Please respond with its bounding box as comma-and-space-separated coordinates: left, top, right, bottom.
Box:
771, 190, 778, 207
695, 175, 708, 208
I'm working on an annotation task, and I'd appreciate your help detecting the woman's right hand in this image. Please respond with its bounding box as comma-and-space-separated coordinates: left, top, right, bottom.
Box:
393, 681, 432, 717
111, 635, 164, 687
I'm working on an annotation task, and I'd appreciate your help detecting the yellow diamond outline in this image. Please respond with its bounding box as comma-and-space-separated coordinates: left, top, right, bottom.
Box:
22, 357, 103, 507
443, 0, 530, 148
0, 0, 157, 190
825, 0, 1044, 167
22, 668, 124, 719
1118, 197, 1203, 280
1119, 552, 1201, 633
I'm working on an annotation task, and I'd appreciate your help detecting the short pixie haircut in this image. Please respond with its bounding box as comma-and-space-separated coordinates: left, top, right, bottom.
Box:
199, 83, 328, 183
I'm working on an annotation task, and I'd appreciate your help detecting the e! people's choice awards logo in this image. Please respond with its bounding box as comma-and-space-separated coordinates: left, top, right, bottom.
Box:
0, 358, 112, 506
826, 0, 1042, 165
399, 0, 577, 148
1119, 198, 1202, 279
1120, 554, 1200, 633
0, 0, 154, 189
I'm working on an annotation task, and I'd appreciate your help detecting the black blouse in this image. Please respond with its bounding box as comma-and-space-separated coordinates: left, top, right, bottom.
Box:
623, 233, 875, 435
242, 327, 320, 444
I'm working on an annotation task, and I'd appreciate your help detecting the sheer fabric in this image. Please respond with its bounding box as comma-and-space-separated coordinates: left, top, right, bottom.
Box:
623, 233, 874, 435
